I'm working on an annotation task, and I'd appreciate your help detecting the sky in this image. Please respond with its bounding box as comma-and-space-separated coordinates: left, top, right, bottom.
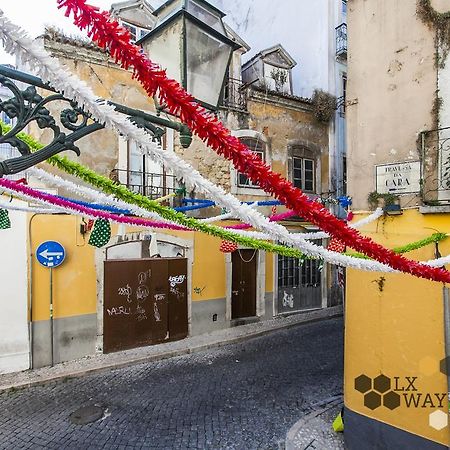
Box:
0, 0, 222, 64
0, 0, 119, 64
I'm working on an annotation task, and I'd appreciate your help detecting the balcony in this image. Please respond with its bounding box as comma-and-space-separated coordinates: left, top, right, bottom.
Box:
222, 77, 247, 112
420, 126, 450, 205
336, 23, 347, 60
110, 169, 182, 201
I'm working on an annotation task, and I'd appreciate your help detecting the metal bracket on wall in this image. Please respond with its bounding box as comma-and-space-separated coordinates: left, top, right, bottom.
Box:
0, 65, 191, 177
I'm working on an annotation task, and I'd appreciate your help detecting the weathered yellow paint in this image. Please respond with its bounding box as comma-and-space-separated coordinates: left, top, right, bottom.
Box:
31, 214, 97, 321
345, 209, 449, 446
192, 232, 226, 301
30, 214, 282, 324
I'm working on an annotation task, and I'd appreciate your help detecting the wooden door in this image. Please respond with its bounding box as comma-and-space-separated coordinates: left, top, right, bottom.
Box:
103, 258, 188, 353
231, 250, 257, 319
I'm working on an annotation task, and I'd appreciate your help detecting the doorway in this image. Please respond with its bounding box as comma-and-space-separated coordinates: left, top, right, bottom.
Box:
103, 258, 188, 353
231, 249, 257, 319
276, 255, 323, 314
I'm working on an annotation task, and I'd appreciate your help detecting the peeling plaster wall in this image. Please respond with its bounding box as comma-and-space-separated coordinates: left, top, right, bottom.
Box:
174, 89, 328, 209
347, 0, 437, 209
23, 37, 155, 183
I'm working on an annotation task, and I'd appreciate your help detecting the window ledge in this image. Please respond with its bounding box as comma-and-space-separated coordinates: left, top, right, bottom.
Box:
419, 205, 450, 214
231, 186, 268, 197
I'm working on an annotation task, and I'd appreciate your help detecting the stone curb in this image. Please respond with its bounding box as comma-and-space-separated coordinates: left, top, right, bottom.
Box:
285, 396, 344, 450
0, 305, 343, 393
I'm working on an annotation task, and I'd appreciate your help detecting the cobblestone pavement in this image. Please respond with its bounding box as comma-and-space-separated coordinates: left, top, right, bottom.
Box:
286, 399, 344, 450
0, 317, 343, 450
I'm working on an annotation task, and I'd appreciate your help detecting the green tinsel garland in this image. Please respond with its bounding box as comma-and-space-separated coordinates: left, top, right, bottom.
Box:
345, 233, 448, 260
2, 121, 446, 260
0, 122, 307, 259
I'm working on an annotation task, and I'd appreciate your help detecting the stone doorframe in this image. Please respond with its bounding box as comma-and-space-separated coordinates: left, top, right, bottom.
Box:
94, 231, 194, 353
225, 248, 266, 322
273, 252, 328, 316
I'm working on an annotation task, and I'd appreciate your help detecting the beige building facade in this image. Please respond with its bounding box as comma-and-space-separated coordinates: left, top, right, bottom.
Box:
345, 1, 450, 448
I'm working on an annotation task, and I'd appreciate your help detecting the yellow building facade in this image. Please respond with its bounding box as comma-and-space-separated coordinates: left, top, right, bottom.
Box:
345, 1, 450, 448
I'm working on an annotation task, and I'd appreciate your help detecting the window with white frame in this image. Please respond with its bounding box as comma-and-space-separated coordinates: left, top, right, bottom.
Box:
293, 156, 315, 192
237, 137, 265, 188
121, 20, 149, 43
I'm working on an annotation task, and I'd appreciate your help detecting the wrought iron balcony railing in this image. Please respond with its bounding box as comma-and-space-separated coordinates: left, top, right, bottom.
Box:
420, 126, 450, 204
222, 77, 247, 112
336, 23, 347, 60
110, 169, 181, 200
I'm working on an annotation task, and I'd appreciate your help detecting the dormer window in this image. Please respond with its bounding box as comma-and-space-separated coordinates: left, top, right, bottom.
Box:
242, 44, 297, 96
264, 65, 291, 94
121, 20, 150, 42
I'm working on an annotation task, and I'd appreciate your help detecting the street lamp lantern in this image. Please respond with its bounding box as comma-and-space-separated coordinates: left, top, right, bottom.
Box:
137, 0, 239, 110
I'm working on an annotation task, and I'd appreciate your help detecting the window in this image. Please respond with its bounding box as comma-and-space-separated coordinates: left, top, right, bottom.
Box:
237, 137, 265, 188
278, 255, 322, 289
342, 0, 347, 15
263, 64, 291, 94
121, 21, 149, 43
342, 75, 347, 103
293, 157, 315, 192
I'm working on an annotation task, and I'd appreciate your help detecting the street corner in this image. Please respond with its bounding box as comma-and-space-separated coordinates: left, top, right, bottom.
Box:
429, 410, 449, 431
419, 356, 440, 377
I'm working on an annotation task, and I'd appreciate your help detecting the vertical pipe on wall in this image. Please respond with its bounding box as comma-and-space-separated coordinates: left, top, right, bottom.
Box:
49, 267, 54, 367
27, 213, 38, 370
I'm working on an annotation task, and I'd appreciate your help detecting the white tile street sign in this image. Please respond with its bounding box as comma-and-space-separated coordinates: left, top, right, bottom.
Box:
376, 161, 421, 195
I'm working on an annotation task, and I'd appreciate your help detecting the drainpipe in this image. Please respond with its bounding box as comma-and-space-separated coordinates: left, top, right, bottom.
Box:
27, 214, 39, 370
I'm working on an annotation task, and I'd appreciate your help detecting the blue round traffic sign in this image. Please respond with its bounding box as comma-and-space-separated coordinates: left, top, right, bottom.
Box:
36, 241, 66, 268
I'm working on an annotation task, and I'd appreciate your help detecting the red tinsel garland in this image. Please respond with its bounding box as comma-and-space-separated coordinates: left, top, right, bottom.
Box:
57, 0, 450, 283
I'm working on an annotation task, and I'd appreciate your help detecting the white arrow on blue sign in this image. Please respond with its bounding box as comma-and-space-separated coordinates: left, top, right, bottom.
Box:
36, 241, 66, 268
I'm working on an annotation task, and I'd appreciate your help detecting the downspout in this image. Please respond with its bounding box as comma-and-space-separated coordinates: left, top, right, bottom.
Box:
27, 213, 39, 369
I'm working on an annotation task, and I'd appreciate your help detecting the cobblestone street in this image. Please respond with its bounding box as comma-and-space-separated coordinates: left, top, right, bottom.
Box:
0, 317, 343, 449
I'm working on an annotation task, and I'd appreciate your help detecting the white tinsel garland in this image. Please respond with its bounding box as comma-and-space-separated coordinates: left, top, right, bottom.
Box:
0, 11, 405, 272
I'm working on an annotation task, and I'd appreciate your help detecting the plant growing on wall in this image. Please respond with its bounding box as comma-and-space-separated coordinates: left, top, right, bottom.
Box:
270, 68, 288, 92
367, 191, 400, 211
417, 0, 450, 67
312, 89, 337, 123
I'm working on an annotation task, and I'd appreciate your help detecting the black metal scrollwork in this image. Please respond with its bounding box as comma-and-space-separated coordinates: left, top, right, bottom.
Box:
0, 71, 106, 177
0, 65, 187, 178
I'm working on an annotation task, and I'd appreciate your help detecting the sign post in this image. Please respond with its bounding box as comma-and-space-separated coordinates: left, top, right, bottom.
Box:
36, 241, 66, 366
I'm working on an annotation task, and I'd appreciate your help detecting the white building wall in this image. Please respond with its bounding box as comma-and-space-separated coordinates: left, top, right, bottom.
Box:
0, 203, 30, 374
212, 0, 341, 98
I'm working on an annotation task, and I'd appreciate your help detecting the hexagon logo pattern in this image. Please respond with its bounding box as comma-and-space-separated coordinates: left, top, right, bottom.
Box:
429, 410, 449, 431
354, 374, 401, 411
